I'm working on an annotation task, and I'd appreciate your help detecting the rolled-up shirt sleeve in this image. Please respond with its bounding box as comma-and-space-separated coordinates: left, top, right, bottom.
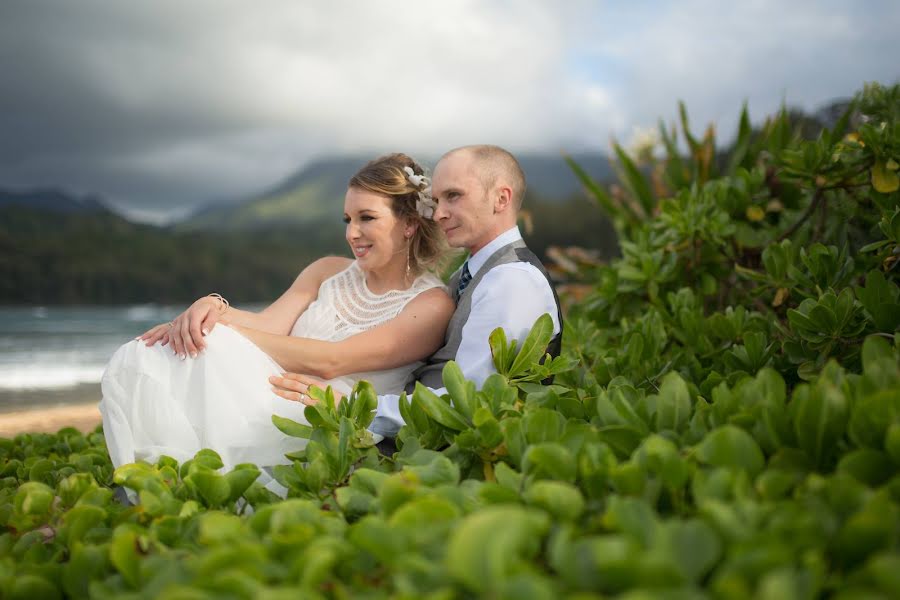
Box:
370, 263, 559, 438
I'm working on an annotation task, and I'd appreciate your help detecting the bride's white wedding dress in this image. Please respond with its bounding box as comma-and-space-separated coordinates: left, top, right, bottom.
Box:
99, 261, 443, 476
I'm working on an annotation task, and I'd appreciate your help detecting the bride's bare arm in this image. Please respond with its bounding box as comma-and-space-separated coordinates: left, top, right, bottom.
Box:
142, 257, 350, 359
232, 287, 454, 378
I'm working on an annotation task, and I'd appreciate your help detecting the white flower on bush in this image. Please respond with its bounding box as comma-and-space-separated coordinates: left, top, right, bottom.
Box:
625, 125, 661, 165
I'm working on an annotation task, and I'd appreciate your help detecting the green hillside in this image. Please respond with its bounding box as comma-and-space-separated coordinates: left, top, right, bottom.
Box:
179, 153, 615, 232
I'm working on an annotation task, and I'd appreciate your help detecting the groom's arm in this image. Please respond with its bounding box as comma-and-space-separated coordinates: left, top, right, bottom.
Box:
370, 263, 560, 437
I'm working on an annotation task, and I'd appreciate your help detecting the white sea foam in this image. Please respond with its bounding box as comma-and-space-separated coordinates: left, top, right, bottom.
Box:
124, 305, 167, 321
0, 363, 106, 390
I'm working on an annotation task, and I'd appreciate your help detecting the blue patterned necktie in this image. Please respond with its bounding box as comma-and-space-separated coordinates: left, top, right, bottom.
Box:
457, 261, 473, 297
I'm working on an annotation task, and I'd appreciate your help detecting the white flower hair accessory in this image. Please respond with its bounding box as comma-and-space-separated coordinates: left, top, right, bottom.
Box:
404, 166, 437, 219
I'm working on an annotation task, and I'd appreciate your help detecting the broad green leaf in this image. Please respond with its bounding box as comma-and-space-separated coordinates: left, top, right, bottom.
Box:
349, 468, 389, 496
659, 519, 722, 582
508, 313, 555, 378
523, 407, 566, 444
57, 472, 98, 508
489, 326, 513, 374
695, 425, 765, 476
348, 380, 378, 428
886, 423, 900, 465
304, 401, 340, 431
389, 495, 461, 548
62, 543, 108, 598
225, 466, 261, 504
335, 486, 377, 518
501, 417, 527, 467
473, 406, 504, 448
856, 270, 900, 332
596, 388, 650, 433
837, 449, 894, 486
598, 425, 645, 459
522, 442, 577, 482
14, 481, 54, 516
405, 454, 460, 487
109, 527, 142, 588
524, 480, 585, 521
613, 142, 655, 215
579, 441, 618, 499
379, 472, 420, 516
655, 371, 693, 433
602, 495, 659, 547
443, 360, 476, 420
271, 414, 313, 439
635, 434, 690, 491
186, 470, 231, 507
725, 103, 753, 174
27, 458, 54, 484
337, 416, 353, 480
348, 515, 406, 564
550, 531, 643, 593
61, 505, 106, 546
791, 366, 850, 468
8, 575, 61, 600
445, 507, 550, 594
872, 160, 900, 193
413, 382, 470, 431
494, 461, 524, 491
833, 492, 899, 567
193, 448, 225, 471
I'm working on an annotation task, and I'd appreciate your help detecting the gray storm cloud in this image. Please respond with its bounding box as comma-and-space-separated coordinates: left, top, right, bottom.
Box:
0, 0, 897, 222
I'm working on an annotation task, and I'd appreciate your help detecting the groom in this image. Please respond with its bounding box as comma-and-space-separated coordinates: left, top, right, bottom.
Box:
272, 144, 562, 438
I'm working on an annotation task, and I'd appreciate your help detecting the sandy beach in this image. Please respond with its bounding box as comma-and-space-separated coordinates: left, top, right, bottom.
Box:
0, 383, 103, 438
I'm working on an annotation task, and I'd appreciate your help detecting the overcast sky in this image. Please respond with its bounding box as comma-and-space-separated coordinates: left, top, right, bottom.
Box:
1, 0, 897, 223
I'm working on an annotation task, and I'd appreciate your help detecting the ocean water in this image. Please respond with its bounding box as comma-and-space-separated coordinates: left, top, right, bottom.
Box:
0, 305, 186, 409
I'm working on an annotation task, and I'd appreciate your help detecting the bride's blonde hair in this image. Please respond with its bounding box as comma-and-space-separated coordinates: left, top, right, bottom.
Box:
349, 153, 450, 275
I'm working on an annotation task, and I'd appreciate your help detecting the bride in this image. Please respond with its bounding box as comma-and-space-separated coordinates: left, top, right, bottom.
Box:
99, 153, 454, 478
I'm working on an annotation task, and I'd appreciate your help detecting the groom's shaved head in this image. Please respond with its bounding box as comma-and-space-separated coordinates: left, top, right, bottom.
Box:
443, 145, 527, 208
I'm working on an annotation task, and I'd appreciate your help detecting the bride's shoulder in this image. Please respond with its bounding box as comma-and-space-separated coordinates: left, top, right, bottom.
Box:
400, 285, 454, 324
295, 256, 353, 289
306, 256, 353, 278
409, 284, 453, 309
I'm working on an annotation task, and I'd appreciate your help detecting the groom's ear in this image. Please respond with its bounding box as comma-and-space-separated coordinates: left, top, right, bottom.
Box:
493, 184, 514, 214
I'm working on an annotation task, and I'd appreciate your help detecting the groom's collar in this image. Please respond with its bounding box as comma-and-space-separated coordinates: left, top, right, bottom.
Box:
467, 226, 522, 277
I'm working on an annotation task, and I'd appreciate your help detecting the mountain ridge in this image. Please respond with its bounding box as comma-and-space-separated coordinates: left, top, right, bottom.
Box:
179, 151, 613, 232
0, 187, 113, 215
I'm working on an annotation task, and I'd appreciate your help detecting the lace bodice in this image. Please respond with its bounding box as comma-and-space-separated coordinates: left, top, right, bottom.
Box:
288, 261, 446, 394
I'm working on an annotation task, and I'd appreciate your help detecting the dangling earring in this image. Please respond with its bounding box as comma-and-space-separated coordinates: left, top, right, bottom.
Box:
405, 238, 411, 281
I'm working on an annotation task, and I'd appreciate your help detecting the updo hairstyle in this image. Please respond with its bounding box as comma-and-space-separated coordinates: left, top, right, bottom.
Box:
348, 153, 449, 275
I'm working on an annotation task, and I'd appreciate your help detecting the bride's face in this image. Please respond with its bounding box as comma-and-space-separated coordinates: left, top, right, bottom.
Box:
343, 187, 408, 273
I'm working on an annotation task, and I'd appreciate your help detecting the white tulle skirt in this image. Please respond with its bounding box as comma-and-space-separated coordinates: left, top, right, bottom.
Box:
99, 325, 323, 477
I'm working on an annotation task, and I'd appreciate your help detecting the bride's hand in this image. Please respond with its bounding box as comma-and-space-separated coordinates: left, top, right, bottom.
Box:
138, 322, 175, 347
269, 373, 342, 407
170, 297, 225, 359
138, 297, 223, 359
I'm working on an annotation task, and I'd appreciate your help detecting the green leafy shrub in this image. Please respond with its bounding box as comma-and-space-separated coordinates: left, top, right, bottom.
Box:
1, 81, 898, 598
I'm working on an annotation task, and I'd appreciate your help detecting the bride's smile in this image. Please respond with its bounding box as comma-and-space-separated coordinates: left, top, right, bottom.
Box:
343, 187, 412, 293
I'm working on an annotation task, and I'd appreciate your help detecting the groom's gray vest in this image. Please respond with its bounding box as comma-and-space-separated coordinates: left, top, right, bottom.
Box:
409, 239, 563, 391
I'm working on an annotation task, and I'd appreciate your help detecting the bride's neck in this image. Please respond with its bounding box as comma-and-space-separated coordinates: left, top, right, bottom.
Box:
362, 262, 414, 294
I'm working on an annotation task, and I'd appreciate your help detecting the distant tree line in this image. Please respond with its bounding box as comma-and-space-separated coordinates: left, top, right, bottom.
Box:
0, 197, 619, 305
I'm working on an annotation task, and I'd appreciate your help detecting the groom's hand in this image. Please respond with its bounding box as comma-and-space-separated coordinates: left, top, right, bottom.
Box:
269, 373, 343, 407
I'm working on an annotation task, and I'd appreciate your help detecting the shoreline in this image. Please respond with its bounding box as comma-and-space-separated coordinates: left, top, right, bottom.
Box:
0, 383, 103, 437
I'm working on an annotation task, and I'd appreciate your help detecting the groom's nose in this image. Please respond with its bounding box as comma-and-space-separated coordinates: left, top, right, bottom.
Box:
432, 201, 448, 221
